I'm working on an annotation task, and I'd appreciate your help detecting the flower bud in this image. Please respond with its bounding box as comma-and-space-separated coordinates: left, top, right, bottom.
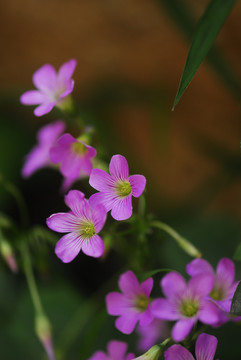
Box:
35, 313, 56, 360
133, 345, 162, 360
0, 239, 18, 273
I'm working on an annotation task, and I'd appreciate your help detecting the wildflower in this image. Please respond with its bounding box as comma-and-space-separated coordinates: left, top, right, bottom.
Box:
136, 319, 168, 352
22, 120, 65, 177
186, 257, 239, 325
89, 340, 135, 360
50, 133, 96, 181
106, 270, 154, 334
150, 272, 219, 342
133, 345, 162, 360
46, 190, 107, 263
89, 154, 146, 221
20, 59, 76, 116
164, 333, 218, 360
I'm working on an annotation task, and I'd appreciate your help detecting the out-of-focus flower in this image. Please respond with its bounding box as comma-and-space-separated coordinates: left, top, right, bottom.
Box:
150, 272, 219, 342
50, 133, 96, 181
164, 333, 218, 360
89, 340, 135, 360
186, 257, 239, 325
89, 154, 146, 221
106, 270, 154, 334
136, 319, 168, 352
46, 190, 107, 263
22, 120, 65, 177
20, 59, 76, 116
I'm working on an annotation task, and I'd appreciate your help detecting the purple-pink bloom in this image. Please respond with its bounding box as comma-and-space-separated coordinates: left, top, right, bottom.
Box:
150, 272, 219, 342
186, 258, 239, 325
22, 120, 65, 178
20, 59, 76, 116
89, 340, 135, 360
46, 190, 106, 263
164, 333, 218, 360
106, 270, 154, 334
50, 133, 97, 181
136, 318, 168, 352
89, 154, 146, 221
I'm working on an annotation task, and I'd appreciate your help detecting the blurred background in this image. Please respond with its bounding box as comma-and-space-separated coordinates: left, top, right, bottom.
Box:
0, 0, 241, 359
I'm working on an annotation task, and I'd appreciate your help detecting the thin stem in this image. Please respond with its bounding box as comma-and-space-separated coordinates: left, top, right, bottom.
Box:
151, 220, 202, 258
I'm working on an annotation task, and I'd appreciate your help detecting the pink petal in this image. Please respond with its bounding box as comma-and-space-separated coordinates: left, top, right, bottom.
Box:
49, 134, 72, 164
139, 308, 154, 326
89, 168, 114, 191
46, 212, 78, 233
140, 277, 153, 297
216, 258, 235, 287
111, 196, 132, 221
119, 271, 140, 296
195, 333, 218, 360
34, 102, 55, 117
161, 272, 186, 299
198, 300, 219, 325
58, 59, 77, 84
59, 80, 74, 98
107, 340, 127, 360
106, 292, 130, 316
92, 204, 107, 233
164, 344, 194, 360
22, 145, 49, 178
64, 190, 85, 216
20, 90, 47, 105
60, 152, 82, 179
37, 120, 65, 144
89, 351, 108, 360
129, 175, 146, 198
186, 258, 214, 277
188, 274, 214, 298
115, 312, 139, 334
125, 354, 135, 360
85, 143, 97, 158
55, 232, 82, 263
150, 299, 179, 320
172, 318, 196, 342
81, 234, 104, 258
89, 192, 115, 212
33, 64, 57, 94
109, 154, 129, 180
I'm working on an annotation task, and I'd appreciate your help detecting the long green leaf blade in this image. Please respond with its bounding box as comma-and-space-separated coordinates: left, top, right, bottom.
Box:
231, 281, 241, 316
173, 0, 238, 109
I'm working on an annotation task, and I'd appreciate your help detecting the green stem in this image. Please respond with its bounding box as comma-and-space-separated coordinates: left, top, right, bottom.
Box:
150, 220, 201, 258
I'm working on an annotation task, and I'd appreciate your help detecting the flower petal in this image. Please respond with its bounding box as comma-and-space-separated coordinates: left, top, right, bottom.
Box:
55, 232, 82, 263
106, 292, 130, 315
119, 270, 140, 296
58, 59, 77, 84
33, 64, 57, 94
92, 204, 107, 233
111, 196, 132, 221
81, 234, 104, 258
199, 300, 219, 325
60, 152, 82, 179
172, 318, 196, 342
161, 272, 186, 299
46, 212, 78, 233
22, 145, 49, 178
20, 90, 47, 105
59, 80, 74, 98
150, 299, 179, 320
109, 154, 129, 180
188, 274, 214, 298
186, 258, 214, 277
140, 277, 153, 297
34, 102, 55, 117
195, 333, 218, 360
164, 344, 194, 360
129, 175, 146, 198
216, 258, 235, 288
37, 120, 65, 144
49, 133, 73, 164
89, 351, 108, 360
115, 312, 139, 334
89, 168, 114, 191
139, 307, 154, 326
107, 340, 127, 360
89, 192, 115, 212
64, 190, 85, 215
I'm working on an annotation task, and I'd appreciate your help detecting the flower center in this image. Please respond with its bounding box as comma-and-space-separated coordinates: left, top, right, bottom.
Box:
210, 285, 225, 301
72, 142, 87, 155
135, 294, 149, 311
180, 299, 199, 317
115, 180, 132, 197
79, 221, 95, 238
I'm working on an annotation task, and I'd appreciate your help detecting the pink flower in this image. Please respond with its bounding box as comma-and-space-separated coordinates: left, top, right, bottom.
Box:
22, 120, 65, 177
186, 257, 239, 325
49, 133, 97, 181
89, 340, 135, 360
164, 333, 218, 360
150, 272, 219, 342
89, 155, 146, 221
106, 270, 154, 334
20, 59, 76, 116
136, 319, 168, 352
46, 190, 107, 263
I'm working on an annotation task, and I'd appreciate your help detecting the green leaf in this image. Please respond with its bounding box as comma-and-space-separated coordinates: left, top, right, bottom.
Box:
233, 242, 241, 261
231, 281, 241, 315
173, 0, 238, 109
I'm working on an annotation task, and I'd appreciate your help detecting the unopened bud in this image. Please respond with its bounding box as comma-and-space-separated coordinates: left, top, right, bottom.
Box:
133, 345, 162, 360
0, 239, 18, 273
35, 313, 56, 360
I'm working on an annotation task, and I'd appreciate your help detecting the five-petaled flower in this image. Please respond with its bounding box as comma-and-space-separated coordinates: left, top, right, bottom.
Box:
89, 340, 135, 360
22, 120, 65, 178
20, 59, 76, 116
186, 257, 239, 325
50, 133, 97, 182
106, 270, 154, 334
89, 154, 146, 221
150, 272, 219, 342
46, 190, 107, 263
164, 333, 218, 360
